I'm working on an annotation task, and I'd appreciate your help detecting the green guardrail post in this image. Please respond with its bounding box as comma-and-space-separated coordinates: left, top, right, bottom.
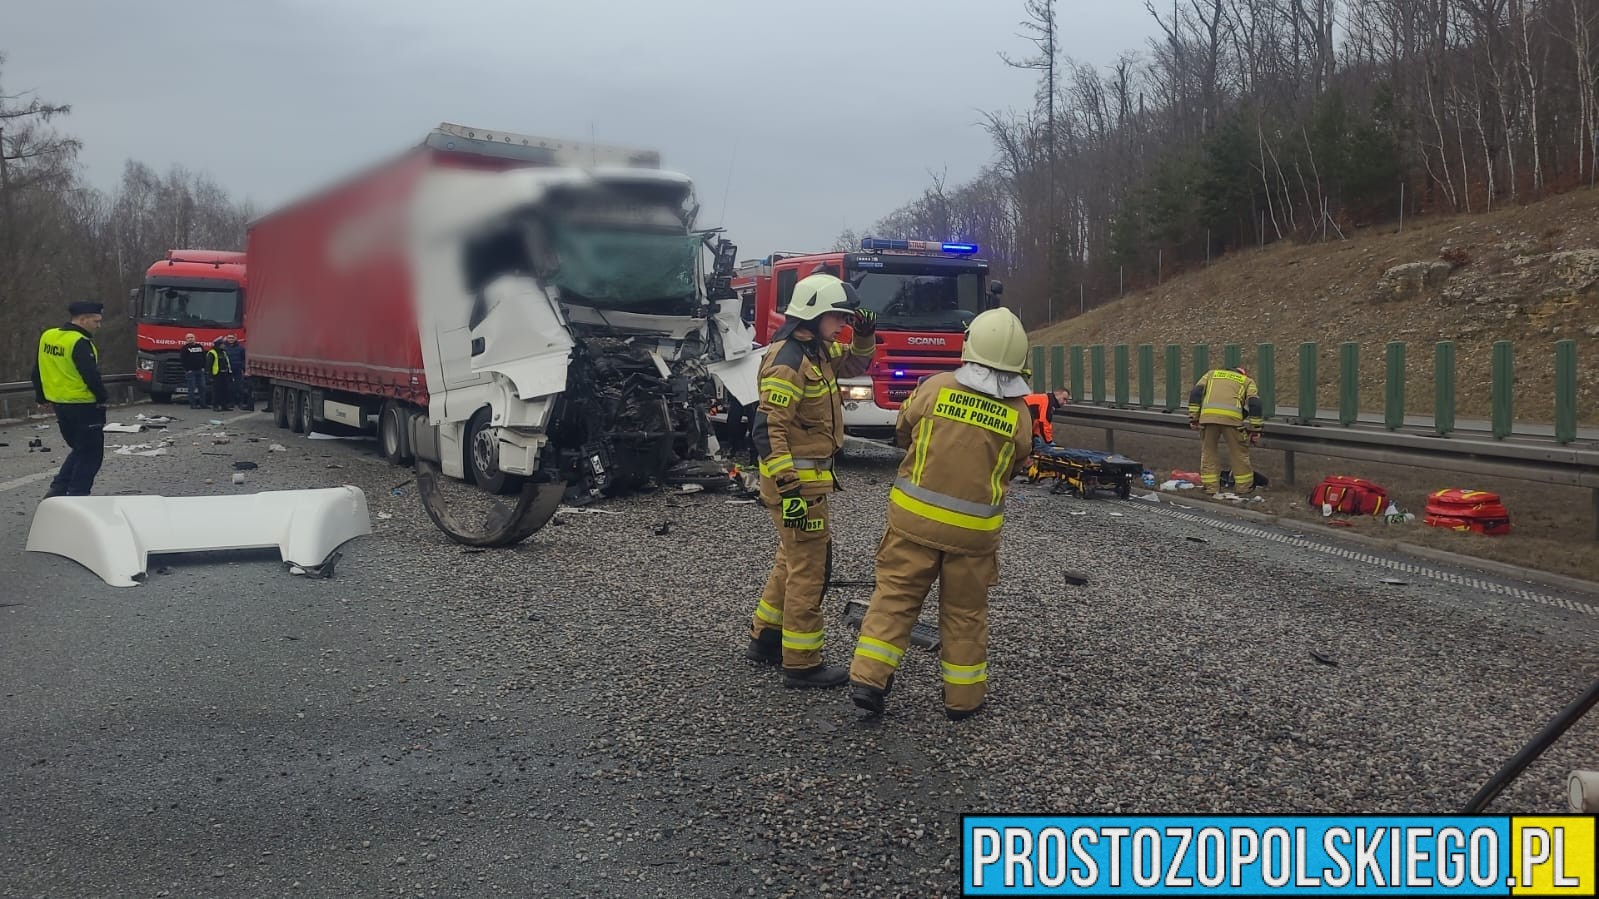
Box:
1031, 346, 1046, 392
1223, 343, 1241, 371
1384, 341, 1406, 431
1049, 345, 1066, 392
1192, 344, 1210, 383
1090, 344, 1106, 404
1164, 345, 1181, 411
1338, 341, 1359, 426
1070, 345, 1085, 403
1297, 342, 1317, 424
1434, 341, 1456, 436
1138, 344, 1155, 408
1257, 344, 1276, 419
1113, 344, 1130, 406
1491, 340, 1513, 439
1556, 339, 1577, 445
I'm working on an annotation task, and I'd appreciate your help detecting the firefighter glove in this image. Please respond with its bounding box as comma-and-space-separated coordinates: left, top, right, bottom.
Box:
780, 493, 809, 529
853, 308, 877, 337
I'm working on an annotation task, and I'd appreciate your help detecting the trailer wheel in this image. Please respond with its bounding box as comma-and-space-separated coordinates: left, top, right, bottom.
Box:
273, 387, 290, 429
467, 408, 523, 496
379, 401, 413, 465
290, 390, 310, 435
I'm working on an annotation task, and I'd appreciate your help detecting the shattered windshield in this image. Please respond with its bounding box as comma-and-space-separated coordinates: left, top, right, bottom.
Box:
532, 182, 700, 312
545, 226, 699, 309
848, 269, 984, 332
141, 284, 243, 327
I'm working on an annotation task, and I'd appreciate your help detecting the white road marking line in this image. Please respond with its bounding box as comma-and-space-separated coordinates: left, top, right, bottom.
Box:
0, 412, 258, 495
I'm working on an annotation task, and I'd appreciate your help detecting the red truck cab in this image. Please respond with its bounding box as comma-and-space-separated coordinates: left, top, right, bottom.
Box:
132, 250, 247, 403
731, 238, 1001, 438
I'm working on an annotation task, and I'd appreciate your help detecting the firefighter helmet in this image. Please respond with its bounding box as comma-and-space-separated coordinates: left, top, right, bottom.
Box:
960, 308, 1031, 374
784, 272, 861, 322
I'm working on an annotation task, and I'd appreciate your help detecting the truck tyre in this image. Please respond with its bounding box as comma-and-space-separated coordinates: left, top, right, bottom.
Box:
273, 387, 290, 429
467, 407, 523, 496
150, 390, 173, 405
298, 391, 315, 436
289, 390, 308, 434
379, 401, 413, 464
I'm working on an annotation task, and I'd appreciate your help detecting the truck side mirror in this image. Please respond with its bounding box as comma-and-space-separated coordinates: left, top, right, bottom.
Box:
986, 280, 1004, 310
128, 287, 139, 318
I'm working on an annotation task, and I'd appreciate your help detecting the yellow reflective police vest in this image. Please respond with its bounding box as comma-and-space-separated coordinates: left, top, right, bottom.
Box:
37, 327, 98, 404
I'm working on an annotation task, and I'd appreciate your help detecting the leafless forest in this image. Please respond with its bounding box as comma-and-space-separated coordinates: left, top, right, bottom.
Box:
0, 53, 252, 381
853, 0, 1599, 326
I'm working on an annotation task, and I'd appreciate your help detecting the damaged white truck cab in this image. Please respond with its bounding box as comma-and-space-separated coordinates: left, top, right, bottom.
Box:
246, 123, 761, 545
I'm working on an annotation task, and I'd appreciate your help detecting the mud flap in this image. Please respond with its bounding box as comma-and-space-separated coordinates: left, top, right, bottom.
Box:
25, 486, 372, 588
416, 458, 565, 547
840, 598, 941, 651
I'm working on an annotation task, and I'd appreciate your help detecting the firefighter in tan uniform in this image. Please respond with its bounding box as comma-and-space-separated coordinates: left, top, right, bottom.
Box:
1187, 367, 1264, 494
847, 308, 1034, 721
745, 272, 877, 688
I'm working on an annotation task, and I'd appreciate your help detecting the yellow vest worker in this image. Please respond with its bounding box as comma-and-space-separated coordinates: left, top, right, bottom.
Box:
32, 300, 110, 498
745, 273, 877, 688
1187, 367, 1264, 494
848, 307, 1034, 721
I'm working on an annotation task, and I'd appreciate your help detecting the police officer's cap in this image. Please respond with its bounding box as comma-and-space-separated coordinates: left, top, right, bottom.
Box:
67, 300, 104, 316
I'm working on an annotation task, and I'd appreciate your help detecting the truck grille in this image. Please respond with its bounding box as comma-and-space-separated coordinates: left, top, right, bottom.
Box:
155, 358, 188, 388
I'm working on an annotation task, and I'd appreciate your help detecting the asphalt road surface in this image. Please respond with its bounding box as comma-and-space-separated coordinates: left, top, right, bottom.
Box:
3, 409, 1597, 897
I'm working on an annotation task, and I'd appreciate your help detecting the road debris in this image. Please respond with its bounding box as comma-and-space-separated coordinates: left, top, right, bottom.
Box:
1310, 650, 1340, 667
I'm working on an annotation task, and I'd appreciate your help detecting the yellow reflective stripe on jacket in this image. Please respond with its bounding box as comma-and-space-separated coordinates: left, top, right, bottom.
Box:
941, 660, 989, 685
988, 441, 1015, 506
760, 454, 795, 477
931, 387, 1019, 437
802, 380, 835, 398
910, 418, 933, 484
828, 342, 844, 359
755, 599, 783, 625
782, 629, 824, 651
36, 328, 96, 404
890, 479, 1004, 532
854, 636, 905, 669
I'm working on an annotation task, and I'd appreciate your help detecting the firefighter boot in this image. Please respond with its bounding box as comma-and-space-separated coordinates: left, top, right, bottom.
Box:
745, 629, 781, 666
947, 702, 988, 722
850, 674, 895, 717
783, 664, 849, 689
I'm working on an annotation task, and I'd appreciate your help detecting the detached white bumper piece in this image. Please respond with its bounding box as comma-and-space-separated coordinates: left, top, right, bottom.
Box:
26, 486, 372, 588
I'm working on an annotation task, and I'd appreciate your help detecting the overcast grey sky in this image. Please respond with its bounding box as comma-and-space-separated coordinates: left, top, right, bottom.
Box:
8, 0, 1154, 259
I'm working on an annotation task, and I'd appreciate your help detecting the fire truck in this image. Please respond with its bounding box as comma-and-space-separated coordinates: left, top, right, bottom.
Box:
131, 250, 247, 403
729, 238, 1002, 439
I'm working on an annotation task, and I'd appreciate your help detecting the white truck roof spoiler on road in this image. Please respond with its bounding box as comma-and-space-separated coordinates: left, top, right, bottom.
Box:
26, 486, 373, 588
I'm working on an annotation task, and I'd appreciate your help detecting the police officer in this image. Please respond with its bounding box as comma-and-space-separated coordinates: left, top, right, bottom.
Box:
206, 337, 232, 411
223, 334, 251, 411
847, 307, 1034, 721
1187, 367, 1263, 494
32, 300, 110, 498
745, 272, 877, 688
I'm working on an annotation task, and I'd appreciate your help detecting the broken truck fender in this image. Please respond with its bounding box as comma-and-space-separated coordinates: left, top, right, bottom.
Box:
26, 486, 373, 588
707, 351, 763, 408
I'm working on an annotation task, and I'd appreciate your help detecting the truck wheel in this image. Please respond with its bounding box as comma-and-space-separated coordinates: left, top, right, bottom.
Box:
298, 391, 315, 435
379, 401, 413, 464
467, 408, 523, 495
151, 390, 173, 405
273, 387, 290, 429
289, 391, 308, 434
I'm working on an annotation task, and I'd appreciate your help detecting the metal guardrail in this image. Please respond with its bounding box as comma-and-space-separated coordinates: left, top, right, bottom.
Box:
0, 374, 138, 420
1051, 403, 1599, 538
